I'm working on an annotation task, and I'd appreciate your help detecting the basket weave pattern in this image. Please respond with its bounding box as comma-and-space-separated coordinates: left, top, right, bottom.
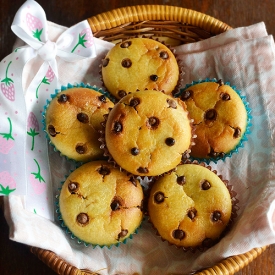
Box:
30, 245, 268, 275
88, 5, 232, 45
30, 5, 265, 275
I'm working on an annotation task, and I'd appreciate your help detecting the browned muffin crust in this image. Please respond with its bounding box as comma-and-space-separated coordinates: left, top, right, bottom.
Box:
59, 160, 144, 246
104, 90, 193, 176
45, 87, 114, 162
148, 163, 233, 250
180, 80, 247, 159
101, 38, 180, 99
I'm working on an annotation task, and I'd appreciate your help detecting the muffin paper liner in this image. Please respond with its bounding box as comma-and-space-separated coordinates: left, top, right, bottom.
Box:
175, 78, 252, 164
42, 82, 115, 165
146, 160, 239, 252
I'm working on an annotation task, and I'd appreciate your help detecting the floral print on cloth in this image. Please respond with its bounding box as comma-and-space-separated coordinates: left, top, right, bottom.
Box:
0, 0, 96, 220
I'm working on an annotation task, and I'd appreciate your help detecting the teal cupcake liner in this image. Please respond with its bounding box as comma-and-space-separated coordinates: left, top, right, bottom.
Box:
42, 82, 115, 165
55, 167, 143, 249
176, 78, 252, 164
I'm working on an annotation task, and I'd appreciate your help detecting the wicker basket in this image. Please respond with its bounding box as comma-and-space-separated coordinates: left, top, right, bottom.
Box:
29, 5, 267, 275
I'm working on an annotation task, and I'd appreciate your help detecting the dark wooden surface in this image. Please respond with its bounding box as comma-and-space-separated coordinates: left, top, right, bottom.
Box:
1, 0, 275, 274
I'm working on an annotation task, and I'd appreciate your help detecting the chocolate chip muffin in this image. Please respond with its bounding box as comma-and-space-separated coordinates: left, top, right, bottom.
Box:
101, 37, 181, 99
148, 163, 233, 250
58, 160, 144, 247
44, 84, 114, 162
103, 90, 193, 177
179, 79, 249, 160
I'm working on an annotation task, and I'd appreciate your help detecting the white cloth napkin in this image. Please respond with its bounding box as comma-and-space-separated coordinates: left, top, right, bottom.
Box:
3, 21, 275, 275
0, 0, 99, 221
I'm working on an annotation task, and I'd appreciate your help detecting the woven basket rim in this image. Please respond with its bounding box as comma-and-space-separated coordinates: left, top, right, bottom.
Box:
30, 4, 266, 275
30, 245, 268, 275
88, 4, 232, 35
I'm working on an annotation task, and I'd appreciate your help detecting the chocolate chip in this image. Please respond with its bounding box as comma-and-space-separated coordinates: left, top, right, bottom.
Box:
121, 58, 132, 68
131, 147, 139, 155
77, 112, 89, 123
58, 93, 69, 103
202, 238, 214, 248
75, 144, 87, 154
205, 109, 217, 121
98, 95, 107, 103
68, 181, 79, 193
180, 90, 193, 101
220, 92, 231, 101
77, 213, 89, 225
233, 127, 241, 138
137, 167, 149, 174
165, 137, 175, 146
147, 116, 160, 129
111, 199, 121, 211
201, 180, 211, 190
118, 90, 127, 98
139, 200, 144, 212
217, 79, 224, 86
167, 99, 177, 109
98, 165, 111, 176
48, 125, 57, 137
113, 121, 123, 133
208, 148, 225, 158
102, 58, 109, 67
118, 229, 128, 240
159, 51, 169, 59
154, 192, 165, 204
129, 176, 137, 187
177, 176, 186, 185
129, 97, 140, 108
211, 211, 222, 222
187, 208, 197, 220
120, 41, 132, 48
172, 229, 185, 240
150, 75, 158, 81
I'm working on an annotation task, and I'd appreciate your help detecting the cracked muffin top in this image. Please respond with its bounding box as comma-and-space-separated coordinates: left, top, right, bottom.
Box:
59, 160, 144, 246
147, 163, 232, 249
101, 37, 180, 99
103, 90, 193, 176
44, 86, 114, 162
179, 80, 248, 159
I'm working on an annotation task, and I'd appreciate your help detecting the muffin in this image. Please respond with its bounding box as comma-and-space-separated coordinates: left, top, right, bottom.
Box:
44, 83, 114, 162
101, 37, 181, 99
147, 162, 233, 250
179, 79, 249, 161
103, 90, 193, 177
58, 160, 144, 247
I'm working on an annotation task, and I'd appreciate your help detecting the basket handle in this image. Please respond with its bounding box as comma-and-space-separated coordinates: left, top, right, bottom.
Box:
87, 5, 232, 35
